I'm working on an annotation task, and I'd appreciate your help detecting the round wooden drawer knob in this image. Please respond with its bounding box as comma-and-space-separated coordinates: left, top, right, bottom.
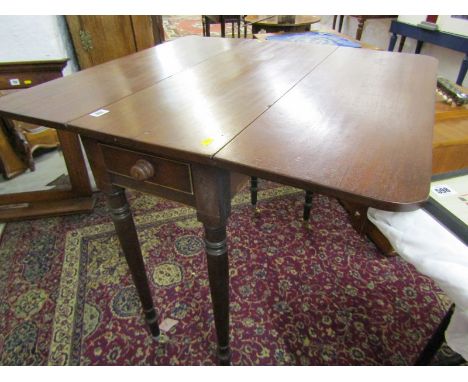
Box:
130, 159, 154, 181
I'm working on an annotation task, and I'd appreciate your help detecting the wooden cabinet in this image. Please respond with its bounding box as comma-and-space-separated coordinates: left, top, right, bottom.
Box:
65, 16, 165, 69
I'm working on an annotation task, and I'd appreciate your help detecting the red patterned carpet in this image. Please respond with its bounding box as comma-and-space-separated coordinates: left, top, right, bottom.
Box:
0, 182, 453, 365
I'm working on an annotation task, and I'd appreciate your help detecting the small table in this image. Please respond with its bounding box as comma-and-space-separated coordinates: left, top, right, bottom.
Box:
388, 20, 468, 85
0, 36, 438, 365
245, 15, 321, 35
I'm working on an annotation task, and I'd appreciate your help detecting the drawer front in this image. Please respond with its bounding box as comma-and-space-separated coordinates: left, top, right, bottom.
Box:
101, 144, 193, 194
0, 71, 62, 90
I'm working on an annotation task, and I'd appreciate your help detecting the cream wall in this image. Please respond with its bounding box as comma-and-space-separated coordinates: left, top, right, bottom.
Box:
319, 15, 467, 87
0, 15, 78, 75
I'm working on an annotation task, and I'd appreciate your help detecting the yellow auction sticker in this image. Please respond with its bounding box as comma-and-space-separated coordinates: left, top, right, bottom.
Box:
24, 80, 32, 85
201, 138, 214, 146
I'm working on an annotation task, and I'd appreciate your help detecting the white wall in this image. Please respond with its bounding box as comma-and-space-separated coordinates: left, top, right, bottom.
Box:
319, 15, 467, 87
0, 15, 78, 75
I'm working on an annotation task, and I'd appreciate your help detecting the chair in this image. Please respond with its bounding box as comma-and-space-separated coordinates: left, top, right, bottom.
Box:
333, 16, 397, 41
202, 16, 242, 38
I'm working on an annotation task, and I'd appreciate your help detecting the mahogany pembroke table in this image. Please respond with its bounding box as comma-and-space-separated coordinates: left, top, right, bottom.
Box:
0, 36, 438, 365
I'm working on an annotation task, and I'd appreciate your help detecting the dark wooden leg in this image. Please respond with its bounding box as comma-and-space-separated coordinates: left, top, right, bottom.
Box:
204, 225, 230, 365
105, 186, 160, 338
252, 24, 259, 37
81, 137, 159, 339
456, 54, 468, 86
388, 33, 398, 51
398, 36, 406, 52
332, 15, 337, 29
303, 191, 313, 221
237, 19, 241, 38
206, 19, 211, 37
220, 16, 226, 38
250, 176, 258, 206
192, 164, 232, 365
415, 40, 424, 54
338, 15, 344, 33
356, 17, 365, 40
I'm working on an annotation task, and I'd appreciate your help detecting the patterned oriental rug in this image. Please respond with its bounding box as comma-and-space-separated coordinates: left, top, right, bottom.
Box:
0, 182, 453, 365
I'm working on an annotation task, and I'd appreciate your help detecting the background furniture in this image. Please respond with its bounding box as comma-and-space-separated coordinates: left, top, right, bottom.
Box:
0, 89, 60, 173
245, 15, 321, 35
0, 60, 66, 178
333, 15, 397, 41
388, 20, 468, 85
0, 60, 95, 221
66, 16, 164, 69
202, 16, 242, 38
432, 90, 468, 174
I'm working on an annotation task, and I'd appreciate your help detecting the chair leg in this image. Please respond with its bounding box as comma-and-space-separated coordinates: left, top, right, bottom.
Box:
338, 15, 344, 33
202, 16, 207, 36
303, 191, 313, 221
250, 176, 258, 206
220, 16, 226, 38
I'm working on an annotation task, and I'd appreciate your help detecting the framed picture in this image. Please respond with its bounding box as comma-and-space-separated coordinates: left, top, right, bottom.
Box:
424, 168, 468, 245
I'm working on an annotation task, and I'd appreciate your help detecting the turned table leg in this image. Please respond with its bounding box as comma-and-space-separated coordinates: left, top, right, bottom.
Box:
456, 54, 467, 86
250, 176, 258, 206
303, 191, 313, 221
398, 36, 406, 52
192, 164, 232, 365
81, 137, 160, 339
388, 33, 398, 51
415, 40, 424, 54
204, 225, 231, 365
356, 17, 365, 41
105, 186, 160, 338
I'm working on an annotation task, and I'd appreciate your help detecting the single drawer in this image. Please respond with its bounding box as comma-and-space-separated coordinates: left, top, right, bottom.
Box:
101, 144, 193, 194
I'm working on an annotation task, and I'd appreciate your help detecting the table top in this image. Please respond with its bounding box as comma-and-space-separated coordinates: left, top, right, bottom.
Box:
0, 36, 438, 211
245, 15, 321, 27
0, 36, 245, 128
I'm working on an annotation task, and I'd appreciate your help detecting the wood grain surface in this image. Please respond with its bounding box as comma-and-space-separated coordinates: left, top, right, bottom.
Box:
0, 37, 438, 210
215, 48, 438, 210
67, 41, 336, 161
0, 36, 245, 128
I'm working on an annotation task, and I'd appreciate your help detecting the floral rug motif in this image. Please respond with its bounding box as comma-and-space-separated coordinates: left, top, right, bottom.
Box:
0, 182, 453, 365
